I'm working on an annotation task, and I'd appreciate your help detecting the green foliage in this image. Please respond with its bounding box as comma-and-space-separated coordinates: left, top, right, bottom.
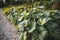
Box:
3, 3, 60, 40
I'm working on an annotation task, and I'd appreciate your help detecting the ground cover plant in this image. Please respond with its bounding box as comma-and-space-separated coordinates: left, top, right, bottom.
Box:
3, 1, 60, 40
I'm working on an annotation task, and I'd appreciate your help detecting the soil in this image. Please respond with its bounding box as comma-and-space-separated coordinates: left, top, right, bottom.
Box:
0, 9, 19, 40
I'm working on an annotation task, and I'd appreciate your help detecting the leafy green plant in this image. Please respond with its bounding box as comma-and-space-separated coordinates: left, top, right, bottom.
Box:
4, 5, 60, 40
3, 1, 60, 40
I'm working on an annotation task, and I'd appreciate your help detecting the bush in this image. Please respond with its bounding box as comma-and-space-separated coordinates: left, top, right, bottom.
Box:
3, 1, 60, 40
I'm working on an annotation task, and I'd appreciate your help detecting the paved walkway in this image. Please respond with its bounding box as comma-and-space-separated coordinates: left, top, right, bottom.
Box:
0, 9, 19, 40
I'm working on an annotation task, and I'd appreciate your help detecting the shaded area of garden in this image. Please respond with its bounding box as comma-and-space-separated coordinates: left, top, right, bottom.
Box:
1, 0, 60, 40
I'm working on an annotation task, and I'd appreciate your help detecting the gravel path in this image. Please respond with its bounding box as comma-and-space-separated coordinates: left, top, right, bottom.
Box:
0, 9, 19, 40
